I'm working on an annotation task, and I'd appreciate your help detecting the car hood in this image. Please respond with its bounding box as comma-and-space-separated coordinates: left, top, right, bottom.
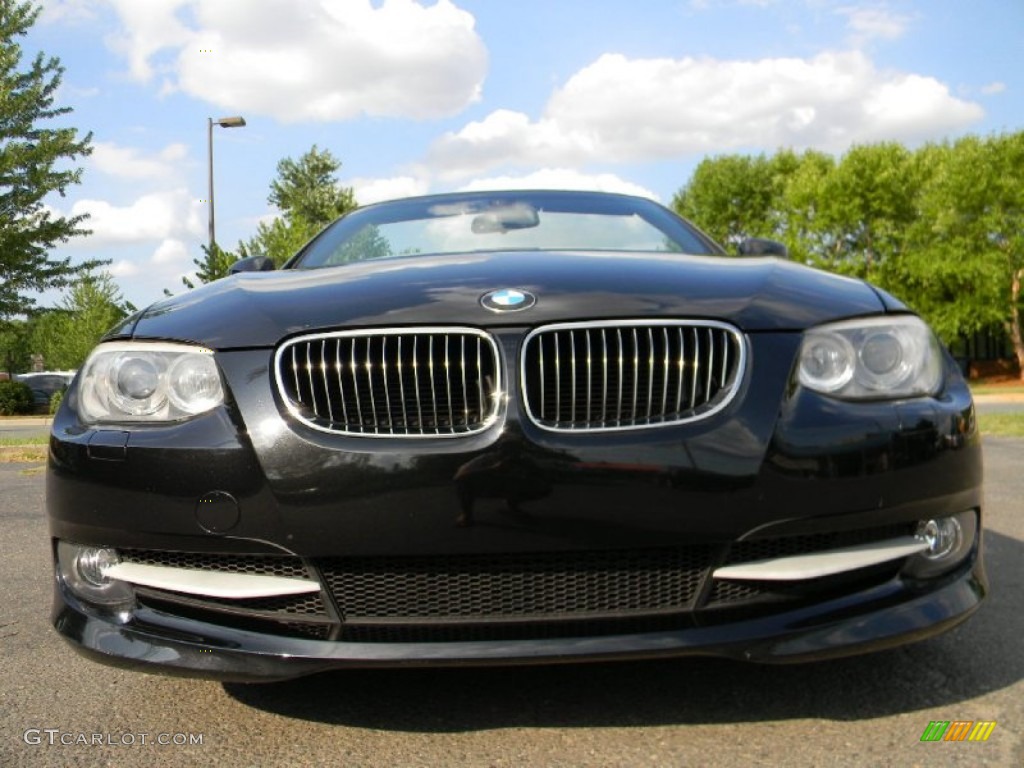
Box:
116, 251, 886, 349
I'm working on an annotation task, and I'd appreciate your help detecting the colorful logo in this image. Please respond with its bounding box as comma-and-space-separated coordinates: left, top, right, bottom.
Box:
480, 288, 536, 312
920, 721, 997, 742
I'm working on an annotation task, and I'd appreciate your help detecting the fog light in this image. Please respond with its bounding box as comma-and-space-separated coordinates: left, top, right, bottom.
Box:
75, 546, 120, 586
904, 511, 977, 579
57, 541, 134, 609
916, 517, 962, 560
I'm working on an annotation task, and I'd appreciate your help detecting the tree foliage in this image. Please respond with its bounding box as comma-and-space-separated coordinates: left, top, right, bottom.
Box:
0, 318, 31, 375
242, 145, 357, 267
0, 379, 33, 415
184, 145, 359, 287
182, 242, 239, 289
31, 271, 132, 369
268, 145, 356, 228
673, 152, 796, 246
235, 214, 319, 267
0, 0, 97, 318
673, 133, 1024, 378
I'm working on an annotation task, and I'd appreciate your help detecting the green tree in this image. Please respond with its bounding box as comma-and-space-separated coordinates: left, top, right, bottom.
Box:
0, 0, 97, 318
0, 318, 31, 375
31, 271, 132, 369
268, 145, 356, 227
803, 143, 920, 284
236, 215, 318, 267
901, 134, 1024, 377
234, 145, 357, 268
673, 154, 778, 246
672, 151, 810, 249
673, 135, 1024, 377
181, 146, 359, 288
243, 145, 357, 267
182, 242, 239, 289
778, 150, 837, 264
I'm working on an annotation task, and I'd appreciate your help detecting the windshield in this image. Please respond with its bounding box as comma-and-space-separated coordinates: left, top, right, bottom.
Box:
291, 190, 719, 269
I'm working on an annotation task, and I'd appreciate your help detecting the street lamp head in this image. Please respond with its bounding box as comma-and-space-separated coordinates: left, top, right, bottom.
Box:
214, 116, 246, 128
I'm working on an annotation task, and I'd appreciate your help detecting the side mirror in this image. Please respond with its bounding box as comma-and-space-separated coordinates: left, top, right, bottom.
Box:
737, 237, 788, 258
228, 255, 276, 274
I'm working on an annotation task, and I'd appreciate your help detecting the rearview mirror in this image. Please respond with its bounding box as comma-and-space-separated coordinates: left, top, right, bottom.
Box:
737, 237, 788, 258
471, 203, 540, 234
229, 256, 276, 274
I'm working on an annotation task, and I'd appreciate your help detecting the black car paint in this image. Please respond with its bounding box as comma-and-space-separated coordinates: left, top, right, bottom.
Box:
47, 192, 985, 680
109, 251, 885, 350
48, 329, 981, 558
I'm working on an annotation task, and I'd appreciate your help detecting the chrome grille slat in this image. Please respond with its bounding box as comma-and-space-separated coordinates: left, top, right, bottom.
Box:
444, 335, 454, 430
660, 327, 670, 419
646, 327, 654, 421
378, 339, 389, 436
631, 327, 639, 422
397, 336, 408, 430
522, 320, 745, 432
690, 327, 699, 408
365, 337, 379, 431
705, 327, 714, 406
334, 343, 349, 427
460, 336, 469, 427
570, 329, 577, 425
675, 327, 684, 415
616, 328, 624, 426
601, 328, 608, 427
350, 340, 363, 427
276, 328, 501, 437
554, 332, 561, 423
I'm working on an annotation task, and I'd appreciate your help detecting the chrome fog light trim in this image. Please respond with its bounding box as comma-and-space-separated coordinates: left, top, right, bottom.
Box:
712, 536, 928, 581
103, 562, 321, 599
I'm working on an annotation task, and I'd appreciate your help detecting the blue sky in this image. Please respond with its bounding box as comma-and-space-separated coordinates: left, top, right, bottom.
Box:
24, 0, 1024, 309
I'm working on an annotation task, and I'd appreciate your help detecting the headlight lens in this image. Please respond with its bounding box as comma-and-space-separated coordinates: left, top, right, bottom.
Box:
78, 342, 224, 423
797, 316, 942, 399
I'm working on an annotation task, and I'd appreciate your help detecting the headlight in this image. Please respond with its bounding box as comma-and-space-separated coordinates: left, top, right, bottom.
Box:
797, 316, 942, 400
77, 342, 224, 423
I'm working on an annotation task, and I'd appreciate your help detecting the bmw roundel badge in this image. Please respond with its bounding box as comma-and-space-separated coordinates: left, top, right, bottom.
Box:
480, 288, 536, 312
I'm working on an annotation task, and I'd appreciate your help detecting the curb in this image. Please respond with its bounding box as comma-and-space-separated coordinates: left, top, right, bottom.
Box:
972, 393, 1024, 404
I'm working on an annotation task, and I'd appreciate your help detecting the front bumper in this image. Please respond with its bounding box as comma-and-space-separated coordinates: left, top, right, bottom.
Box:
47, 333, 986, 679
53, 557, 985, 682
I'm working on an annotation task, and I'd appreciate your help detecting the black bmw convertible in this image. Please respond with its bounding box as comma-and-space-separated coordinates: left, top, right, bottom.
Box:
47, 189, 985, 681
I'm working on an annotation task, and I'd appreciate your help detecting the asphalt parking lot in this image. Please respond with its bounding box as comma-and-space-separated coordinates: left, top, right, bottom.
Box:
1, 439, 1021, 767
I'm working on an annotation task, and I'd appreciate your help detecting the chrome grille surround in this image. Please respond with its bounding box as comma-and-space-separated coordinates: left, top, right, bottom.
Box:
521, 320, 746, 432
275, 327, 502, 437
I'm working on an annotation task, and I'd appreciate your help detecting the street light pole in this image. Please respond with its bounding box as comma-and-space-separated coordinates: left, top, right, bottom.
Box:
206, 115, 246, 253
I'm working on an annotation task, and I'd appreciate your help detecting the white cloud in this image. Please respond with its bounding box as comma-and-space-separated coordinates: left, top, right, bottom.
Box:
151, 238, 189, 265
90, 142, 189, 180
839, 6, 911, 43
101, 0, 486, 121
108, 259, 141, 278
981, 82, 1006, 95
350, 176, 430, 205
428, 51, 983, 179
459, 169, 659, 201
104, 239, 197, 307
104, 0, 194, 81
39, 0, 101, 24
68, 189, 203, 245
